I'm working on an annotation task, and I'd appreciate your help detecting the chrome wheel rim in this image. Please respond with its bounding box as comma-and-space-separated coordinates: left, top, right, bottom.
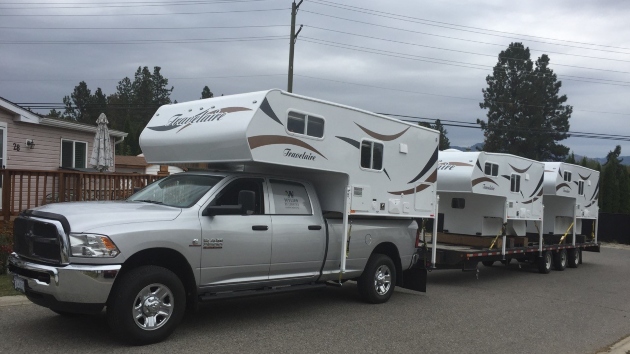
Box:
545, 253, 552, 270
561, 251, 567, 267
574, 249, 580, 264
133, 283, 174, 331
374, 265, 392, 296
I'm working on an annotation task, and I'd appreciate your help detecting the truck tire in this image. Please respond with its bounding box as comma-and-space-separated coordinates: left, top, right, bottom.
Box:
537, 251, 552, 274
357, 253, 396, 304
481, 261, 494, 267
107, 265, 186, 345
553, 249, 567, 271
568, 248, 580, 268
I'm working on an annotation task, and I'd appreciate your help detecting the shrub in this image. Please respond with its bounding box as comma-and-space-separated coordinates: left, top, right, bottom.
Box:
0, 221, 13, 275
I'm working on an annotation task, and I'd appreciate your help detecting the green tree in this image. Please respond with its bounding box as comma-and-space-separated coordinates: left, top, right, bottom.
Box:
566, 152, 576, 164
600, 146, 622, 213
478, 43, 571, 161
418, 119, 450, 150
201, 86, 214, 99
47, 109, 62, 118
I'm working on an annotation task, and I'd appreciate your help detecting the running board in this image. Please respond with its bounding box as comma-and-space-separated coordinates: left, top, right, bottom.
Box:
198, 283, 326, 302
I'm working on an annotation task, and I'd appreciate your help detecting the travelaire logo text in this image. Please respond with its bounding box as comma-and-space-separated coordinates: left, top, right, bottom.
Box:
438, 163, 455, 170
483, 185, 495, 191
147, 106, 251, 132
284, 148, 316, 161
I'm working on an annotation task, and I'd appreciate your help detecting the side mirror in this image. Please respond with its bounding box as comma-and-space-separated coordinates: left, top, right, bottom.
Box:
238, 190, 256, 215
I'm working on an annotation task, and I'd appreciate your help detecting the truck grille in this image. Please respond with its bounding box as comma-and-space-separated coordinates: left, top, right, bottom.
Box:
13, 217, 64, 265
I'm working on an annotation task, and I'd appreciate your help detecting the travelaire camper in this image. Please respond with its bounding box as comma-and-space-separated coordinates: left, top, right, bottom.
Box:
436, 150, 544, 237
9, 89, 440, 345
526, 162, 600, 244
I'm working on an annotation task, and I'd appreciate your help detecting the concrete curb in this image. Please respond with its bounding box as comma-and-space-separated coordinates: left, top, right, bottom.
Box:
0, 295, 30, 307
597, 334, 630, 354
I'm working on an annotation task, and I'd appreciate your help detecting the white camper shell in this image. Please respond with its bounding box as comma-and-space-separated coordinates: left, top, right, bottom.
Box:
436, 150, 544, 237
527, 162, 600, 242
140, 89, 440, 219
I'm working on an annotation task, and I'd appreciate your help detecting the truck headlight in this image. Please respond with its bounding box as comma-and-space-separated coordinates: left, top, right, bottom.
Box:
69, 233, 120, 257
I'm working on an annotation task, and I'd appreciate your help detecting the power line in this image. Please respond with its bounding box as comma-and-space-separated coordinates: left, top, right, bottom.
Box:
0, 0, 277, 9
309, 0, 630, 52
0, 73, 286, 82
0, 8, 288, 17
0, 24, 289, 30
0, 35, 288, 45
301, 10, 630, 56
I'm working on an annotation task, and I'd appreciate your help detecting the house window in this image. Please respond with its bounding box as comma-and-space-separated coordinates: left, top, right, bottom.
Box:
564, 171, 572, 182
451, 198, 465, 209
484, 162, 499, 177
578, 181, 584, 196
287, 111, 325, 138
360, 140, 384, 170
510, 174, 521, 193
61, 140, 87, 168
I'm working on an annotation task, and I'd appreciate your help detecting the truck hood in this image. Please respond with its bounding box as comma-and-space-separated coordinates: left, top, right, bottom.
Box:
31, 201, 182, 232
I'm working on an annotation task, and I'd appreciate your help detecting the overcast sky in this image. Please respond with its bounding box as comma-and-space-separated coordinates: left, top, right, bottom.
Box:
1, 0, 629, 158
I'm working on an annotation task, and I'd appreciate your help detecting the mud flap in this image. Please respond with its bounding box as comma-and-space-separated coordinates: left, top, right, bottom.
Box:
401, 267, 427, 293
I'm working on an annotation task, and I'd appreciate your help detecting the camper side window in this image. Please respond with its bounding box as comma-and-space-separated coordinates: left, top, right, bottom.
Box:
510, 174, 521, 193
564, 171, 572, 182
578, 181, 584, 195
360, 140, 384, 171
484, 162, 498, 177
287, 111, 325, 138
451, 198, 465, 209
269, 179, 313, 215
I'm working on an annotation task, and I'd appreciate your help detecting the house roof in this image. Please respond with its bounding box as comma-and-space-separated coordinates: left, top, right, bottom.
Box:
115, 155, 149, 168
0, 96, 128, 138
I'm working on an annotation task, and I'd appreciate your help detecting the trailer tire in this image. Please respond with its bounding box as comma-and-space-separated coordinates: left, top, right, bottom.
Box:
482, 261, 495, 267
568, 248, 580, 268
107, 265, 186, 345
553, 249, 567, 271
538, 251, 552, 274
500, 258, 512, 265
357, 253, 396, 304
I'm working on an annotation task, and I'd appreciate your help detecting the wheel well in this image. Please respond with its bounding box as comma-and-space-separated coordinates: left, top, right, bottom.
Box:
371, 242, 403, 286
110, 248, 197, 310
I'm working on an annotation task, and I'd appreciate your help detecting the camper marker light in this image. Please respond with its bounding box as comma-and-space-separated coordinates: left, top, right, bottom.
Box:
69, 233, 120, 257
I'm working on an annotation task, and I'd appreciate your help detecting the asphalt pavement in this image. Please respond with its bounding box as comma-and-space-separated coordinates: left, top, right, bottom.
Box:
1, 246, 629, 354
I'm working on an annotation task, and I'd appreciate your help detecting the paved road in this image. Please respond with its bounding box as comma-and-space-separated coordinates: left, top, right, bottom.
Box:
1, 247, 629, 354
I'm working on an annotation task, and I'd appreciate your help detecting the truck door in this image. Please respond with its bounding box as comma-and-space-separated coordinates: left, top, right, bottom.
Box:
199, 177, 272, 287
268, 179, 326, 281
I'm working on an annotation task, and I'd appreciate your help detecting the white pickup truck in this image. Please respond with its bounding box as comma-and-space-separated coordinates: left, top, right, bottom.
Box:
9, 90, 439, 345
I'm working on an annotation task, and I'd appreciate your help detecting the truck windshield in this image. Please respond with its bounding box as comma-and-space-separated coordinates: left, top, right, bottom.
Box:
128, 174, 223, 208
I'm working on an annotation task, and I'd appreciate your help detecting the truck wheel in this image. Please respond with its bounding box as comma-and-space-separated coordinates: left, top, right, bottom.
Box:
500, 258, 512, 265
537, 251, 552, 274
107, 265, 186, 345
357, 253, 396, 304
553, 249, 567, 271
568, 248, 580, 268
481, 261, 494, 267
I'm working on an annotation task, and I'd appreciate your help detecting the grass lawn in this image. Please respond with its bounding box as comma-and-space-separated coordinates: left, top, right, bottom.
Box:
0, 273, 21, 297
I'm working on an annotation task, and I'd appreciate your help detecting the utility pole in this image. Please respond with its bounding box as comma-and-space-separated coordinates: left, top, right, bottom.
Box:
287, 0, 303, 93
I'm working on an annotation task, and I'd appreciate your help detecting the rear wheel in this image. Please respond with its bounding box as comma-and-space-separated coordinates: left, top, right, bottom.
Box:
107, 265, 186, 345
500, 258, 512, 265
553, 249, 567, 271
568, 248, 580, 268
357, 253, 396, 304
482, 261, 495, 267
538, 251, 552, 274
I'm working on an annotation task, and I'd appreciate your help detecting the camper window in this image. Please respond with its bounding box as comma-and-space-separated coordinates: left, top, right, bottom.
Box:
578, 181, 584, 195
484, 162, 499, 177
287, 111, 325, 138
269, 179, 313, 215
510, 174, 521, 193
564, 171, 572, 182
360, 140, 384, 171
451, 198, 465, 209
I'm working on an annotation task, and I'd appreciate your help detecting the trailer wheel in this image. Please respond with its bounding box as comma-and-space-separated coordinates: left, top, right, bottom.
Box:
553, 249, 567, 271
107, 265, 186, 345
481, 261, 495, 267
568, 248, 580, 268
357, 253, 396, 304
500, 258, 512, 265
537, 251, 552, 274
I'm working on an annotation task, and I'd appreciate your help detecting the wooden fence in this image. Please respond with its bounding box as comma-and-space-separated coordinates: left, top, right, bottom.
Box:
1, 169, 161, 220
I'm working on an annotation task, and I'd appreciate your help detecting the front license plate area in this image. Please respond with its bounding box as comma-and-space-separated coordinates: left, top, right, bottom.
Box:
13, 276, 26, 293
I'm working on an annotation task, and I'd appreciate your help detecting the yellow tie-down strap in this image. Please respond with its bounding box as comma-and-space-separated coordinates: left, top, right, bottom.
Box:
559, 222, 574, 244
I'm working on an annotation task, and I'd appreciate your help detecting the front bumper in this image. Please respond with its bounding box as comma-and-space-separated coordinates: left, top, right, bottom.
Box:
8, 253, 121, 312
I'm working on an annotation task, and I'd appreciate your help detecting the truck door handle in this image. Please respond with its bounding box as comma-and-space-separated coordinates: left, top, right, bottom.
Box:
308, 225, 322, 230
252, 225, 268, 231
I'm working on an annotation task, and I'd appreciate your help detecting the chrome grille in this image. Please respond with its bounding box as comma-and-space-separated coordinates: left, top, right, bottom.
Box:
13, 217, 64, 265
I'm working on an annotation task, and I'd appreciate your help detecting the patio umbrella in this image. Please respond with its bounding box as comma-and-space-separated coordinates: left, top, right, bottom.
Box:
90, 113, 113, 172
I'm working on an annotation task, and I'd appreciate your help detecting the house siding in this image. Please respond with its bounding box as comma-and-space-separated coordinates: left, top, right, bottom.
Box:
0, 109, 116, 171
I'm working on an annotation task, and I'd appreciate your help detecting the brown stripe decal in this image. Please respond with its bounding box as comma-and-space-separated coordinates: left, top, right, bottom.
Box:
472, 177, 499, 187
425, 170, 438, 183
248, 135, 327, 159
388, 184, 431, 196
509, 163, 532, 173
538, 189, 543, 197
444, 162, 474, 167
355, 123, 410, 141
556, 183, 572, 191
522, 197, 539, 205
221, 107, 251, 113
579, 173, 591, 180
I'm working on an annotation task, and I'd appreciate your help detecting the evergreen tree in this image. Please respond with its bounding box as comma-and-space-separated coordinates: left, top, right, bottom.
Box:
418, 120, 450, 150
600, 146, 623, 213
478, 43, 571, 161
201, 86, 214, 99
48, 109, 62, 118
566, 152, 576, 164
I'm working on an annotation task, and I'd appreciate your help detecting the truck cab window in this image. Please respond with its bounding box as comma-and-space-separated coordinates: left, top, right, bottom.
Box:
212, 178, 265, 214
269, 179, 313, 215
